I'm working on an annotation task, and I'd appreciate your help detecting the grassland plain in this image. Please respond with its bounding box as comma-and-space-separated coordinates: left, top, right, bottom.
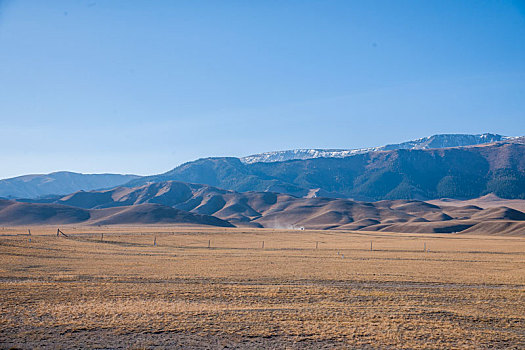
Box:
0, 225, 524, 349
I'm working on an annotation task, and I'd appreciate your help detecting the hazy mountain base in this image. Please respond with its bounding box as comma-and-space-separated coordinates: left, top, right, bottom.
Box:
0, 172, 140, 199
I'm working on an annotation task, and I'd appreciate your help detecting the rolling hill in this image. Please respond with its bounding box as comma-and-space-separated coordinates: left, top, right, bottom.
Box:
0, 198, 233, 227
20, 180, 525, 234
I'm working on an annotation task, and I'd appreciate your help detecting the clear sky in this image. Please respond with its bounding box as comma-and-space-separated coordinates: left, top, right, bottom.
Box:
0, 0, 524, 178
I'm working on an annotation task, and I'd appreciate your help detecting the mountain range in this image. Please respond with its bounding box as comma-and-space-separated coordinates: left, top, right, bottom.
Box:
129, 136, 525, 201
1, 133, 520, 201
2, 132, 524, 232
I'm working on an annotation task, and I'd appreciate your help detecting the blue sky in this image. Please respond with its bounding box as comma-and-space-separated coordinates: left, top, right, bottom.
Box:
0, 0, 524, 178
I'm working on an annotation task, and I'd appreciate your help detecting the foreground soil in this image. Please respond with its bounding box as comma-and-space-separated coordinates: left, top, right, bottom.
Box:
1, 225, 524, 349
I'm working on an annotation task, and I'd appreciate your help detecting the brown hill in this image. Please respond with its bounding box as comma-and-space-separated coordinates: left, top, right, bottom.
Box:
428, 193, 525, 212
90, 204, 234, 226
0, 199, 232, 227
469, 206, 525, 221
0, 199, 90, 225
19, 182, 524, 235
459, 221, 525, 236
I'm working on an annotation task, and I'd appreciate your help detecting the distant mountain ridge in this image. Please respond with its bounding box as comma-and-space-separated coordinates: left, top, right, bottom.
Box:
241, 133, 510, 164
0, 172, 140, 199
1, 133, 522, 201
128, 137, 525, 201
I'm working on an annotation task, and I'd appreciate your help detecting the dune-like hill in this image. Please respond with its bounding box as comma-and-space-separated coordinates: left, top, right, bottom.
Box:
0, 199, 233, 227
428, 193, 525, 212
89, 204, 234, 226
17, 181, 525, 234
52, 181, 296, 225
0, 199, 91, 225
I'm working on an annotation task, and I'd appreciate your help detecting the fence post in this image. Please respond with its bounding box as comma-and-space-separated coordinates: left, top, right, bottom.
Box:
262, 241, 264, 249
370, 241, 373, 251
208, 239, 211, 249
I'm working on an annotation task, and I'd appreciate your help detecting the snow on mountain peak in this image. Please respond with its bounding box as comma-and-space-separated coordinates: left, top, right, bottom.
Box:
240, 133, 510, 164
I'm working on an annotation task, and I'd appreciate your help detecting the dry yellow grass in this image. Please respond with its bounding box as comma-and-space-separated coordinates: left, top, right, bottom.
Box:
1, 225, 524, 349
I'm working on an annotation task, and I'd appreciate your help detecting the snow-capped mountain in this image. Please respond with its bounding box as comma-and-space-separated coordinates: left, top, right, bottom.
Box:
241, 133, 512, 164
381, 133, 512, 151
